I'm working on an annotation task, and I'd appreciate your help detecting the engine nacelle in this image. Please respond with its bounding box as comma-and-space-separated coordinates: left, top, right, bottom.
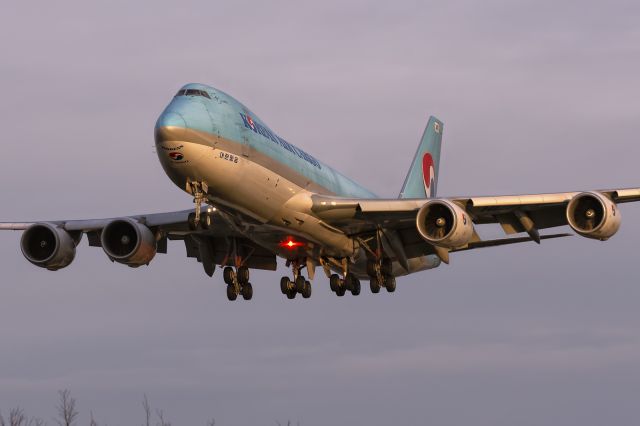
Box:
101, 218, 157, 267
20, 223, 77, 270
416, 199, 474, 248
566, 191, 621, 240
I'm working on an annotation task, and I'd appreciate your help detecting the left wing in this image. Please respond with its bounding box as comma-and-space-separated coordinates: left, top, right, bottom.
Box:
311, 187, 640, 264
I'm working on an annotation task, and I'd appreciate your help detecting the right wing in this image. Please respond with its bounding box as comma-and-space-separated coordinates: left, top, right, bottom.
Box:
0, 207, 279, 275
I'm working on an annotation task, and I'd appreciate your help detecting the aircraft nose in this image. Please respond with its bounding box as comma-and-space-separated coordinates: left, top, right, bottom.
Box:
156, 110, 186, 129
155, 110, 187, 143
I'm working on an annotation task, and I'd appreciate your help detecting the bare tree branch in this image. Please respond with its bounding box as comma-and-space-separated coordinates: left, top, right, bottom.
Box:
142, 395, 151, 426
89, 411, 98, 426
206, 419, 215, 426
9, 407, 26, 426
154, 409, 170, 426
54, 390, 78, 426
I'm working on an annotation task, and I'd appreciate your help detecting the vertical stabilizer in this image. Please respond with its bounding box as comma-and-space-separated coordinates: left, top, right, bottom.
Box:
399, 116, 443, 199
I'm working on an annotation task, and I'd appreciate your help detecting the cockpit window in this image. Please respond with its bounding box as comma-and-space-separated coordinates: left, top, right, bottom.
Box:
175, 89, 211, 99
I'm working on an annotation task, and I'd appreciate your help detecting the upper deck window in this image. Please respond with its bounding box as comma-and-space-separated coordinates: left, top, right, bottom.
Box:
175, 89, 211, 99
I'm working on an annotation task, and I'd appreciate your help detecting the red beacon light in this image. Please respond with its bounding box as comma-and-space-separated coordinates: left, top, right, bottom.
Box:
280, 238, 304, 249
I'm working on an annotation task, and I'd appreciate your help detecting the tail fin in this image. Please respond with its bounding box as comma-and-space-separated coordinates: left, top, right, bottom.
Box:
399, 116, 443, 199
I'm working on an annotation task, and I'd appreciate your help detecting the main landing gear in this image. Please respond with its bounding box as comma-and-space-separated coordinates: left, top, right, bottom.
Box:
329, 272, 361, 296
280, 260, 312, 300
223, 266, 253, 301
366, 259, 396, 294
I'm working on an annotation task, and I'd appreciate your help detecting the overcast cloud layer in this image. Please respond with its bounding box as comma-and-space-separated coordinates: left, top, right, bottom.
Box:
1, 1, 640, 425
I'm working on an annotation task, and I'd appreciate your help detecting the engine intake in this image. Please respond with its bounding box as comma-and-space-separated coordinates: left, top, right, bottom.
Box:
101, 218, 157, 267
20, 223, 77, 270
416, 200, 474, 248
566, 191, 620, 240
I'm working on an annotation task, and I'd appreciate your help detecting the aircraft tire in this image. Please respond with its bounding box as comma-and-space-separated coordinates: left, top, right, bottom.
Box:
237, 266, 250, 284
280, 276, 291, 294
241, 283, 253, 300
329, 274, 340, 292
382, 259, 393, 276
385, 276, 396, 293
370, 277, 381, 293
226, 284, 238, 301
350, 277, 361, 296
188, 213, 198, 231
295, 276, 306, 293
302, 280, 312, 299
336, 285, 346, 297
286, 288, 296, 299
200, 213, 211, 230
223, 266, 235, 285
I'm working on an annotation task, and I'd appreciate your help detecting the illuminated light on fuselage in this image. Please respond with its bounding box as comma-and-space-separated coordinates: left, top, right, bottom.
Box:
280, 238, 304, 249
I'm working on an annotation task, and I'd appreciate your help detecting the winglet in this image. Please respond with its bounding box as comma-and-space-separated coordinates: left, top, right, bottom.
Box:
399, 116, 443, 199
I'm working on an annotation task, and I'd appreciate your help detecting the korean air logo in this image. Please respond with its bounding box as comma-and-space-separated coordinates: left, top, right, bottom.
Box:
422, 153, 436, 198
246, 115, 256, 131
169, 152, 184, 161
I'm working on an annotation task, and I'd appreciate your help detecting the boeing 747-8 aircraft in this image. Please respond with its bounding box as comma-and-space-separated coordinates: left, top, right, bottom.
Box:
2, 83, 638, 301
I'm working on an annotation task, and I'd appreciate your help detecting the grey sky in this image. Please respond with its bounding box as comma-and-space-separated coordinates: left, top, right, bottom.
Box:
1, 0, 639, 425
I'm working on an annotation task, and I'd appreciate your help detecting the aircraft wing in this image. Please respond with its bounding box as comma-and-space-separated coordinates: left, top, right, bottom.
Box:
0, 208, 279, 274
310, 187, 640, 265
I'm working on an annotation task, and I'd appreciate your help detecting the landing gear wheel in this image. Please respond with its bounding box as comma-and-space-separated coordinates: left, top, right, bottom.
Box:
223, 267, 235, 285
370, 277, 381, 293
382, 259, 393, 276
188, 212, 198, 231
295, 276, 306, 293
199, 212, 211, 230
241, 283, 253, 300
336, 285, 346, 297
350, 276, 361, 296
226, 284, 238, 301
302, 280, 312, 299
385, 276, 396, 293
286, 288, 296, 299
237, 266, 250, 284
280, 276, 291, 294
329, 274, 341, 292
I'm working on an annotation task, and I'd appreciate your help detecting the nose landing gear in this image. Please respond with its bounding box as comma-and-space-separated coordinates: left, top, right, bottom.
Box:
187, 181, 212, 231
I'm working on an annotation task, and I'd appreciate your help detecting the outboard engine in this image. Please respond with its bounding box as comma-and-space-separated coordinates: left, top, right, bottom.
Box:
20, 223, 77, 270
566, 191, 621, 240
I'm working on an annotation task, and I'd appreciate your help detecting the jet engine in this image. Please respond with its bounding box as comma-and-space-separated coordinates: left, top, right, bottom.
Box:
20, 223, 77, 270
566, 191, 621, 240
101, 218, 157, 267
416, 199, 474, 248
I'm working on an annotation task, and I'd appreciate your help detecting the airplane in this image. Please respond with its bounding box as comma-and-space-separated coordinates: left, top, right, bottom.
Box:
1, 83, 638, 301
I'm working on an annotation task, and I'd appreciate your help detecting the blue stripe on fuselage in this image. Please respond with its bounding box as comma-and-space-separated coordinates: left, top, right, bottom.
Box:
157, 83, 378, 199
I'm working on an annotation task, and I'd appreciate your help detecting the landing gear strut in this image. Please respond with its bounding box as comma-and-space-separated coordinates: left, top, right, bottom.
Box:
187, 181, 211, 231
223, 265, 253, 301
280, 260, 312, 300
